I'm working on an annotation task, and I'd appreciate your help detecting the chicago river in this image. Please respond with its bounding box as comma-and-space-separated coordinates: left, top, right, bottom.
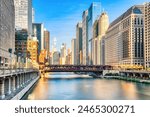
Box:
22, 73, 150, 100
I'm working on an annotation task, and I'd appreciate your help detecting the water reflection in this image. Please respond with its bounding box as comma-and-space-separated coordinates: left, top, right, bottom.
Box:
22, 72, 150, 100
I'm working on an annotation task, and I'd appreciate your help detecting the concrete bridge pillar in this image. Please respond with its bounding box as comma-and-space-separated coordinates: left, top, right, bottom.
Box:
0, 79, 5, 99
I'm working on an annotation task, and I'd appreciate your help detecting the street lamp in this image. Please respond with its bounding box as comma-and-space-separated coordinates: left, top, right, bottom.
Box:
8, 48, 12, 73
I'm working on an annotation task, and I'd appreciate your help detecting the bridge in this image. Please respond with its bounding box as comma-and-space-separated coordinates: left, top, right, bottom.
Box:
43, 65, 113, 72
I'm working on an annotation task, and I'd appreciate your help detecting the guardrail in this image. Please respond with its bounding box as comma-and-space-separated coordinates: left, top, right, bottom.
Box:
0, 68, 39, 75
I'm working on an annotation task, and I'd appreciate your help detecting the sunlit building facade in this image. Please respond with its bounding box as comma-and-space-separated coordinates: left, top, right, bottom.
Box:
15, 30, 28, 62
60, 43, 67, 65
76, 22, 83, 65
14, 0, 32, 36
0, 0, 15, 67
53, 51, 60, 65
27, 37, 38, 63
71, 38, 76, 65
32, 23, 44, 54
82, 10, 89, 65
105, 5, 144, 68
144, 2, 150, 68
93, 12, 109, 65
88, 2, 101, 65
44, 29, 50, 53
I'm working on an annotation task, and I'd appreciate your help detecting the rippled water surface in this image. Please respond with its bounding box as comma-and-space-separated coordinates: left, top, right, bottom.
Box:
22, 72, 150, 100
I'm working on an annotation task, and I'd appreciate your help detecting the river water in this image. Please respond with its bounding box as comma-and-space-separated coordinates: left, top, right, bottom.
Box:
22, 72, 150, 100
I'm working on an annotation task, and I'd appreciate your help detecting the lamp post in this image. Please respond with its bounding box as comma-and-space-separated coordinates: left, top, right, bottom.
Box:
8, 48, 12, 73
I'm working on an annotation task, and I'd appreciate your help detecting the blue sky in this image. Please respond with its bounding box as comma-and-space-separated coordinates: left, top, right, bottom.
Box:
33, 0, 147, 51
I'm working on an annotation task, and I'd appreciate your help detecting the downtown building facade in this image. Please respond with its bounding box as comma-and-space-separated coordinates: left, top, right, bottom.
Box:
104, 5, 144, 68
92, 12, 109, 65
76, 22, 83, 65
60, 43, 67, 65
14, 0, 32, 35
0, 0, 15, 67
14, 0, 33, 65
82, 10, 89, 65
144, 2, 150, 68
43, 29, 50, 63
32, 23, 44, 54
88, 2, 101, 65
71, 38, 76, 65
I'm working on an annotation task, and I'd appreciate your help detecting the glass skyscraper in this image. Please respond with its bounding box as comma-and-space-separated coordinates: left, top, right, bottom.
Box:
32, 23, 44, 54
88, 2, 101, 65
14, 0, 32, 36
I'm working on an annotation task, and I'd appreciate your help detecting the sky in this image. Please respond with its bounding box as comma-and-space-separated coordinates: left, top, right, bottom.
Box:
33, 0, 148, 51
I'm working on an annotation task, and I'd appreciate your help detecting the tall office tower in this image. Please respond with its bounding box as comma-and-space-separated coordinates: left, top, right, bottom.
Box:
60, 43, 67, 65
27, 37, 38, 63
76, 22, 83, 65
82, 10, 89, 65
65, 48, 72, 65
71, 39, 76, 65
32, 23, 44, 54
0, 0, 15, 67
93, 19, 99, 65
144, 2, 150, 68
32, 8, 35, 23
14, 0, 32, 36
88, 2, 101, 65
44, 29, 50, 55
105, 5, 144, 68
53, 51, 60, 65
15, 30, 28, 62
93, 12, 109, 65
98, 12, 109, 65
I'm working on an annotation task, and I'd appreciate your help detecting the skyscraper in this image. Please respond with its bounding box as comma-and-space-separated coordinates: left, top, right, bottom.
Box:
92, 12, 109, 65
71, 38, 76, 65
32, 23, 44, 54
14, 0, 32, 36
0, 0, 15, 67
105, 5, 144, 68
82, 10, 89, 65
76, 22, 83, 65
44, 29, 50, 54
60, 43, 67, 65
15, 30, 28, 62
88, 2, 101, 65
144, 2, 150, 68
53, 51, 60, 65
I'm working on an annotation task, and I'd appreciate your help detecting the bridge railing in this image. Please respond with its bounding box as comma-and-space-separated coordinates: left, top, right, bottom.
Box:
0, 68, 39, 76
43, 65, 113, 72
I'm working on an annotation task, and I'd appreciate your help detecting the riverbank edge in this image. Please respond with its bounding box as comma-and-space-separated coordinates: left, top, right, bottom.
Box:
11, 75, 40, 100
102, 76, 150, 84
